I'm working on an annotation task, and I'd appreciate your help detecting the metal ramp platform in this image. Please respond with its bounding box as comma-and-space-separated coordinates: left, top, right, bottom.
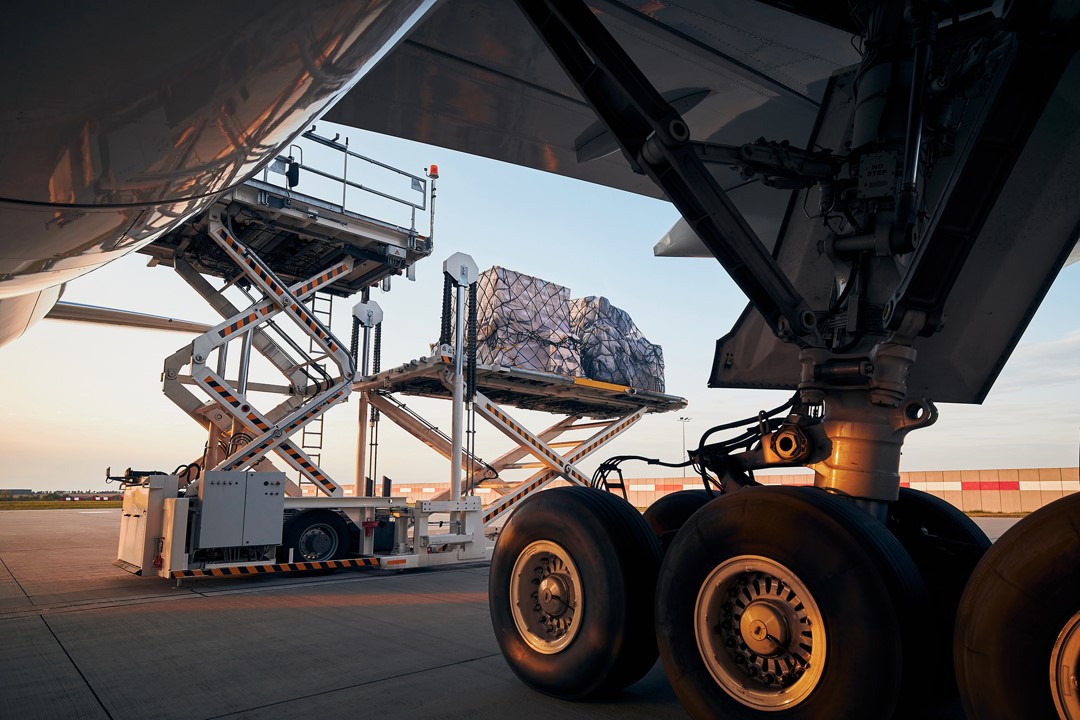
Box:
359, 354, 687, 418
140, 131, 431, 296
150, 131, 435, 497
354, 353, 687, 524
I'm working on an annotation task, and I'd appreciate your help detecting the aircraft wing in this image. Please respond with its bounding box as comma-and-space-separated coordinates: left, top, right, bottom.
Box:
323, 0, 861, 249
328, 0, 1080, 405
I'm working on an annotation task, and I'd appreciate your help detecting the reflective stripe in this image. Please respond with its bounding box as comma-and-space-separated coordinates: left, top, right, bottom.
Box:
170, 557, 380, 578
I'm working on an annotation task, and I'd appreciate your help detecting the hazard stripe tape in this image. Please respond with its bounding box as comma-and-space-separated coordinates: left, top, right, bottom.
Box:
296, 263, 349, 296
484, 474, 553, 523
219, 229, 284, 296
224, 389, 345, 467
485, 402, 568, 469
218, 305, 273, 338
205, 376, 242, 408
289, 302, 338, 353
569, 415, 639, 460
246, 413, 270, 433
200, 372, 338, 493
481, 412, 643, 524
216, 227, 342, 355
170, 557, 380, 578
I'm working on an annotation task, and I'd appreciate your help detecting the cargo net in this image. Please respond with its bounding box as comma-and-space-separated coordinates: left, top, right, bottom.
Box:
474, 267, 583, 377
472, 267, 665, 391
570, 296, 665, 392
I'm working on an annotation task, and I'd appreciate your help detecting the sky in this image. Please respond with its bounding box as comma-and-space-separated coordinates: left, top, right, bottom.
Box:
1, 123, 1077, 491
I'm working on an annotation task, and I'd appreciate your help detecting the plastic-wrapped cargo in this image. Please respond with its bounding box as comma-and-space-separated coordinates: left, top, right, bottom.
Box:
570, 296, 665, 392
474, 266, 583, 377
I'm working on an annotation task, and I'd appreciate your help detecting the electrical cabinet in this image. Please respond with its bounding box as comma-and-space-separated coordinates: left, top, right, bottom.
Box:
197, 471, 286, 549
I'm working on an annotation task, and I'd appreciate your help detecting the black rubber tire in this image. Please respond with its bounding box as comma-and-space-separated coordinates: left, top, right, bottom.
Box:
656, 486, 928, 720
886, 487, 991, 699
280, 509, 349, 562
489, 486, 662, 700
642, 489, 714, 556
954, 493, 1080, 719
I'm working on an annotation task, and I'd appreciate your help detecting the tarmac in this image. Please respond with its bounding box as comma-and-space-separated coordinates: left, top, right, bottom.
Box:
0, 508, 1017, 720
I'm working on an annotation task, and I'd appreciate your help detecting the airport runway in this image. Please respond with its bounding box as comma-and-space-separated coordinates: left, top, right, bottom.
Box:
0, 509, 1015, 719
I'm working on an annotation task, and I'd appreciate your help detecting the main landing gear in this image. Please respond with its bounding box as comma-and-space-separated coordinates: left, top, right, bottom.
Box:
955, 492, 1080, 720
491, 484, 1080, 718
489, 486, 660, 699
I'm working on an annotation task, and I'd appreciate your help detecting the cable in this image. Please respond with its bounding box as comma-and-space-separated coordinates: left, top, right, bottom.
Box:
373, 322, 382, 374
590, 395, 799, 498
694, 394, 797, 450
438, 273, 453, 347
590, 454, 695, 492
691, 393, 799, 495
466, 282, 478, 402
350, 315, 360, 362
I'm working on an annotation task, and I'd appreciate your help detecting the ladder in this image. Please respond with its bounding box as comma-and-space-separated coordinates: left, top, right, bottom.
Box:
298, 292, 334, 489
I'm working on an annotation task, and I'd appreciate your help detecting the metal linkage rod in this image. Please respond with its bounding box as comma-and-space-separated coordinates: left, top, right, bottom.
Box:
515, 0, 819, 342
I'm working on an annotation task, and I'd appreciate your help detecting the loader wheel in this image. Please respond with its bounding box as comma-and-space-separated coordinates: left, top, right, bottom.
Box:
281, 509, 348, 562
954, 493, 1080, 719
643, 489, 713, 555
489, 486, 661, 700
886, 487, 990, 699
656, 486, 928, 719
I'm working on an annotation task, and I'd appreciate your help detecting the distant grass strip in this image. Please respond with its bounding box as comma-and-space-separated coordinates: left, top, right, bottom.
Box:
0, 500, 123, 510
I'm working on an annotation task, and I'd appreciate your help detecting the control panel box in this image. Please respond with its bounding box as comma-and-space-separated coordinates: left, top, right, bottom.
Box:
243, 473, 288, 545
197, 471, 286, 549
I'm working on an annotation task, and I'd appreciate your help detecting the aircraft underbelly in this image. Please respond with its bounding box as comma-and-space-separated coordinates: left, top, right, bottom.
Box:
0, 0, 435, 343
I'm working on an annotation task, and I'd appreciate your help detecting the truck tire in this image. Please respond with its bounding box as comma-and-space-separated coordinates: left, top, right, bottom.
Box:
281, 509, 349, 563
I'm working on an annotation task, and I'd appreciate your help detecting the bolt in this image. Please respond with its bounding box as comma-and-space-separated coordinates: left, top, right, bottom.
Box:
193, 354, 204, 363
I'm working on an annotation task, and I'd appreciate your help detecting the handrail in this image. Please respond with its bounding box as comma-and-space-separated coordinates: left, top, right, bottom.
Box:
300, 130, 427, 212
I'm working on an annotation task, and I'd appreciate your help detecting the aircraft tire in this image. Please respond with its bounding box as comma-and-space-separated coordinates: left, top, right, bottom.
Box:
643, 489, 714, 556
886, 487, 991, 699
488, 486, 661, 700
280, 509, 348, 562
954, 493, 1080, 719
656, 486, 928, 720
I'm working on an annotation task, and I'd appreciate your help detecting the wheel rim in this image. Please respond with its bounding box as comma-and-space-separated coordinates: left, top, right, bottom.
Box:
694, 555, 827, 711
1052, 610, 1080, 719
297, 522, 338, 561
509, 540, 583, 654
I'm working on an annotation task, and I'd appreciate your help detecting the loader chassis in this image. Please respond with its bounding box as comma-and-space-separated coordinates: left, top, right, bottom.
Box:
489, 1, 1080, 718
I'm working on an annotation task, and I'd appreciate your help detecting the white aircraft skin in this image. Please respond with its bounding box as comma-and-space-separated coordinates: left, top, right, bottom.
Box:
0, 0, 436, 346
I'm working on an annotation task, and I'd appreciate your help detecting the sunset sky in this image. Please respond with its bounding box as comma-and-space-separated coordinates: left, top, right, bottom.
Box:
1, 124, 1077, 491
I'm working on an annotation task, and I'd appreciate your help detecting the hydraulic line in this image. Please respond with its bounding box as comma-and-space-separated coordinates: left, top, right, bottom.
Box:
350, 316, 360, 362
466, 282, 478, 402
373, 322, 382, 374
439, 273, 453, 347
